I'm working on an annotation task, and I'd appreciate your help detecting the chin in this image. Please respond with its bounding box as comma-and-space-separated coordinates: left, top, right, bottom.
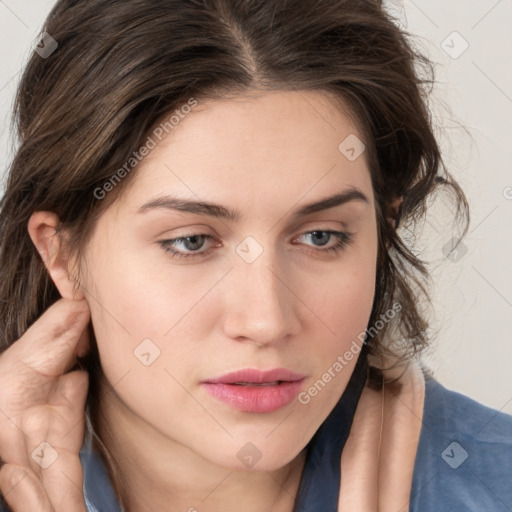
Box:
204, 438, 306, 473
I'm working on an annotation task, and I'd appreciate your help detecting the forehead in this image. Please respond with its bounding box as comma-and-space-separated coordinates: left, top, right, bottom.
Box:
112, 89, 373, 216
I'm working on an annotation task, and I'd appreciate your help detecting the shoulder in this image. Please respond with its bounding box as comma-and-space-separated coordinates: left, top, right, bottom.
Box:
410, 375, 512, 511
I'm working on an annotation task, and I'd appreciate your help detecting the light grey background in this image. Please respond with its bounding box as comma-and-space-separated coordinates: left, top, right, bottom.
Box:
1, 0, 511, 412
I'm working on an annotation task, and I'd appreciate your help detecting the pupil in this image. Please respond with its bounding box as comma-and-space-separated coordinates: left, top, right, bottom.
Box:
312, 231, 329, 246
185, 235, 203, 250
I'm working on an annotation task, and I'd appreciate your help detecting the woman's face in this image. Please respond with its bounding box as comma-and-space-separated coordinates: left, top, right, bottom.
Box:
81, 89, 378, 470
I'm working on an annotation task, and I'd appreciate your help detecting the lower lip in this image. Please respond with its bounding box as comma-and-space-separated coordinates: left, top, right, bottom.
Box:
201, 379, 305, 413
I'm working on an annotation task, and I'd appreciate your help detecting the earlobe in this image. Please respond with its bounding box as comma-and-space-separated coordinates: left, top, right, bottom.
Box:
27, 211, 85, 301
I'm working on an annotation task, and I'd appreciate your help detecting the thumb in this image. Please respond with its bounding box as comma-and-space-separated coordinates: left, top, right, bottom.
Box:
48, 370, 89, 421
7, 298, 91, 379
49, 370, 89, 413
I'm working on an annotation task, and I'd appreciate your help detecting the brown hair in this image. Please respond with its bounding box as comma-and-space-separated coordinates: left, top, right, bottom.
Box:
0, 0, 469, 502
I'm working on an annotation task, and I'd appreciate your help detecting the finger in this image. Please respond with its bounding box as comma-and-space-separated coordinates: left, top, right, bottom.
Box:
0, 462, 54, 512
47, 370, 89, 449
49, 369, 89, 411
24, 371, 89, 511
0, 403, 33, 470
3, 297, 90, 378
20, 371, 88, 472
0, 431, 31, 478
23, 430, 88, 512
0, 298, 89, 467
75, 323, 90, 359
32, 450, 87, 512
0, 370, 88, 476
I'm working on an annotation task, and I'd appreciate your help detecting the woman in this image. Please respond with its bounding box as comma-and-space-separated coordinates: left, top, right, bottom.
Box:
0, 0, 511, 511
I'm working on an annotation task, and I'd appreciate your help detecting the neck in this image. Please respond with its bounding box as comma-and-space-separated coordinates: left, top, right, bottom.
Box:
94, 373, 307, 512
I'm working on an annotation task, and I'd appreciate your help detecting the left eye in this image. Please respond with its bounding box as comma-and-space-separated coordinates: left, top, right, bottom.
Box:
159, 234, 214, 259
159, 230, 353, 260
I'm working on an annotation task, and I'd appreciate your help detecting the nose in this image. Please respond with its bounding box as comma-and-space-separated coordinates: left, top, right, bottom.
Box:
221, 249, 301, 347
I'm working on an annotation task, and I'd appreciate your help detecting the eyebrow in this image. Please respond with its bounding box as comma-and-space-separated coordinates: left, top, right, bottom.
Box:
136, 187, 369, 221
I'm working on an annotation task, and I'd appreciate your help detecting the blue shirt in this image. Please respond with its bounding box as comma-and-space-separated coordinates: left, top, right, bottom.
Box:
1, 375, 511, 511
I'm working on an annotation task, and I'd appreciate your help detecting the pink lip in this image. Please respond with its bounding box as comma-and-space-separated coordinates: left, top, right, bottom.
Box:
203, 368, 306, 384
201, 368, 306, 413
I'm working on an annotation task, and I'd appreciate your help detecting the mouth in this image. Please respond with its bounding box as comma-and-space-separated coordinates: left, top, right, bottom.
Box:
202, 367, 306, 385
201, 368, 306, 413
229, 381, 284, 386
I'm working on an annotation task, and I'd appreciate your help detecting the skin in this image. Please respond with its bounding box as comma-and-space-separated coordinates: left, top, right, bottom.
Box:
0, 298, 89, 512
28, 89, 400, 511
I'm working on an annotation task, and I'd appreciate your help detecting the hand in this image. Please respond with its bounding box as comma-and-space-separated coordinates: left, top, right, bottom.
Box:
0, 297, 91, 511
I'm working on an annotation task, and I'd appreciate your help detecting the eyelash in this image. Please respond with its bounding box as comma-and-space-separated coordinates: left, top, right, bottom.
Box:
158, 230, 354, 260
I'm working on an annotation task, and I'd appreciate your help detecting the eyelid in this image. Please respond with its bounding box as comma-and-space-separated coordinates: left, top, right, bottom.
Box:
158, 226, 354, 260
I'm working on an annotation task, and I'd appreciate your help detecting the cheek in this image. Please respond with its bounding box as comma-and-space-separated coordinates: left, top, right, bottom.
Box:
83, 245, 218, 380
309, 273, 375, 389
294, 251, 377, 426
309, 239, 377, 353
79, 245, 159, 377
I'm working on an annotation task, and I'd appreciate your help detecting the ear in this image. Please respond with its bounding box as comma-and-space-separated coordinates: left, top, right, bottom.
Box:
386, 195, 403, 229
27, 211, 85, 301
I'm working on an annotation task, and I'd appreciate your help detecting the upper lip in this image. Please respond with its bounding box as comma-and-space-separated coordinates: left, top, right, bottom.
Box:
202, 368, 306, 384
